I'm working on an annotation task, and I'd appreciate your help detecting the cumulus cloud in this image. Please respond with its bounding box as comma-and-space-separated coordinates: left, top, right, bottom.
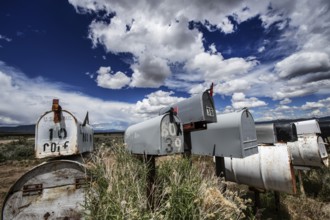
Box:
0, 62, 136, 129
231, 92, 267, 109
279, 98, 292, 105
67, 0, 330, 120
0, 34, 12, 42
96, 66, 130, 89
134, 90, 186, 118
275, 52, 330, 78
130, 55, 171, 88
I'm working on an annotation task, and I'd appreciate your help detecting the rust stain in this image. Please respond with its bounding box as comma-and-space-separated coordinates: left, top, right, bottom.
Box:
52, 99, 62, 123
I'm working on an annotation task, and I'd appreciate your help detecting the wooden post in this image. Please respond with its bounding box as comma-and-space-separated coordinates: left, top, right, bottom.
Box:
274, 191, 280, 212
145, 155, 156, 210
298, 170, 306, 197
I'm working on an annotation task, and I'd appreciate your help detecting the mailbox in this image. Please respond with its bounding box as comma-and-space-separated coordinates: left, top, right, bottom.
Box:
159, 90, 217, 126
125, 113, 184, 155
255, 123, 277, 144
35, 100, 94, 159
224, 145, 296, 194
275, 122, 298, 142
294, 119, 321, 135
190, 109, 258, 158
287, 134, 329, 167
2, 160, 88, 219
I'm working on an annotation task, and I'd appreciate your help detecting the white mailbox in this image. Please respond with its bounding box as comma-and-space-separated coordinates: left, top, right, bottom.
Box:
255, 123, 277, 144
294, 119, 321, 135
224, 145, 296, 194
125, 113, 184, 155
159, 90, 217, 126
191, 109, 258, 158
35, 100, 93, 159
287, 135, 328, 168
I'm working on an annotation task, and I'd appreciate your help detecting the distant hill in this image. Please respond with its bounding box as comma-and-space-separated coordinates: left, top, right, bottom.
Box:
0, 115, 329, 136
0, 124, 35, 135
0, 124, 123, 135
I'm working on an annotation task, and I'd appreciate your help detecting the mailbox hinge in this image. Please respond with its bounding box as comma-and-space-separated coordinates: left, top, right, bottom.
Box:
22, 184, 43, 196
75, 177, 89, 189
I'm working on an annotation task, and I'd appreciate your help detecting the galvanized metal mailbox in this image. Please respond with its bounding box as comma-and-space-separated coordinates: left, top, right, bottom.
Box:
190, 109, 258, 158
294, 119, 321, 135
2, 160, 88, 220
224, 145, 296, 194
255, 123, 277, 144
35, 99, 94, 159
125, 113, 184, 155
159, 90, 217, 126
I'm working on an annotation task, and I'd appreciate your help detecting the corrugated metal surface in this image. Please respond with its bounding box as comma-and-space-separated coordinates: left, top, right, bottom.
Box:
255, 123, 277, 144
35, 110, 93, 159
287, 134, 329, 167
191, 109, 258, 158
2, 160, 88, 220
159, 90, 217, 124
224, 145, 296, 194
125, 113, 184, 155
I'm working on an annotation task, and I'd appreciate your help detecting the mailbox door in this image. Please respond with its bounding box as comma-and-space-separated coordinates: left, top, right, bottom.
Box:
125, 114, 184, 155
2, 160, 87, 220
160, 114, 184, 155
35, 110, 78, 158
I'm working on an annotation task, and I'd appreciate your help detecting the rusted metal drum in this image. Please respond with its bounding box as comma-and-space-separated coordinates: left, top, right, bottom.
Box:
224, 145, 296, 194
1, 160, 88, 220
287, 134, 329, 167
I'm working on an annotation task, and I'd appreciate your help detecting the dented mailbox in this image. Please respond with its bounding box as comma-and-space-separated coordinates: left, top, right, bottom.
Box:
125, 113, 184, 155
191, 109, 258, 158
35, 99, 93, 159
255, 123, 277, 144
287, 134, 329, 167
224, 145, 296, 194
159, 90, 217, 125
2, 160, 88, 219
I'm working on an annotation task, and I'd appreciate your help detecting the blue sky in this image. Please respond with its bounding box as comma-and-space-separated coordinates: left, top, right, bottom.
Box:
1, 0, 330, 130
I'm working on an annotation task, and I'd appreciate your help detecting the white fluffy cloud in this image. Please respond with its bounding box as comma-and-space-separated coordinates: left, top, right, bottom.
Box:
0, 62, 133, 129
96, 66, 130, 89
67, 0, 330, 121
231, 92, 267, 109
0, 62, 189, 128
134, 90, 186, 118
275, 52, 330, 78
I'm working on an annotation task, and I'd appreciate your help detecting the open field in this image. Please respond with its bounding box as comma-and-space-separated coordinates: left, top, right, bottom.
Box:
0, 134, 329, 219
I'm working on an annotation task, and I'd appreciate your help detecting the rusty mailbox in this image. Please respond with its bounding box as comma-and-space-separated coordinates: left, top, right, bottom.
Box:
224, 145, 296, 194
125, 113, 184, 155
35, 99, 93, 159
287, 119, 329, 167
2, 160, 88, 219
159, 89, 217, 128
191, 109, 258, 158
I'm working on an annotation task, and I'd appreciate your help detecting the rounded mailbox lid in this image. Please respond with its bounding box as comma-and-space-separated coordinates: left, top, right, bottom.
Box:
35, 110, 78, 158
2, 160, 88, 220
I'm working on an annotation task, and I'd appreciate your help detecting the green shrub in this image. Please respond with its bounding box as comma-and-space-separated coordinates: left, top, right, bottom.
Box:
84, 146, 251, 220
